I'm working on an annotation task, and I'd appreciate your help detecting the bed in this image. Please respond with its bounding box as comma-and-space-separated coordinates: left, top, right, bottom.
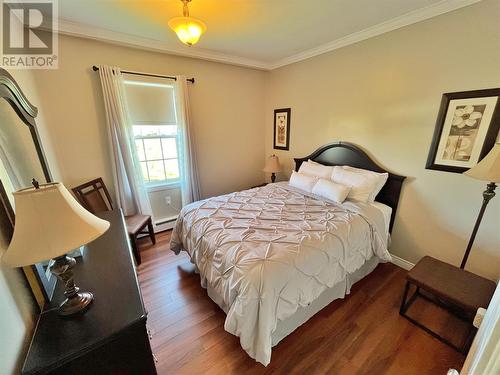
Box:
170, 142, 406, 366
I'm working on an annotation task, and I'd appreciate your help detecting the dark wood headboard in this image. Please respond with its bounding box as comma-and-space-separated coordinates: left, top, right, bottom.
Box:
294, 141, 406, 233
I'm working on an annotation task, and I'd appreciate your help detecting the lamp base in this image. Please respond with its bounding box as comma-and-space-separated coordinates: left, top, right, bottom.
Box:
50, 255, 94, 316
58, 291, 94, 316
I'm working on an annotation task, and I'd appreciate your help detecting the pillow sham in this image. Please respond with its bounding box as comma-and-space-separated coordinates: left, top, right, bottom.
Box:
341, 166, 389, 201
331, 166, 380, 203
311, 178, 350, 204
289, 171, 317, 193
298, 160, 334, 180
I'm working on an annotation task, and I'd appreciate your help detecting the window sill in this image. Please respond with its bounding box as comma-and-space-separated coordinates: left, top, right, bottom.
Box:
146, 182, 181, 192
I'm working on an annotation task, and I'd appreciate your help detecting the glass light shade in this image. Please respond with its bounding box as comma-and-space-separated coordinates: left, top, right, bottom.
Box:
2, 182, 110, 267
464, 143, 500, 182
168, 16, 206, 46
263, 155, 281, 173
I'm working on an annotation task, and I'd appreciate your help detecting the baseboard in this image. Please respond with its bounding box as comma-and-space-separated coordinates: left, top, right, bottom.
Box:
153, 215, 178, 232
136, 217, 176, 239
154, 220, 175, 232
390, 253, 415, 270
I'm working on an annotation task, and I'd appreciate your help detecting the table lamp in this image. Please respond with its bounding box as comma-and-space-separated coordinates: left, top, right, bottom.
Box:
461, 143, 500, 269
2, 181, 110, 315
263, 154, 281, 183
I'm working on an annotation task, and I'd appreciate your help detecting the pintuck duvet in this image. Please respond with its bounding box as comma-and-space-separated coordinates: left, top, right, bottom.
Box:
170, 182, 391, 366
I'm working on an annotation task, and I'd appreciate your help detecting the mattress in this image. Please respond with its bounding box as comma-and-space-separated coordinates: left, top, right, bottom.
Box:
171, 182, 391, 365
369, 201, 392, 245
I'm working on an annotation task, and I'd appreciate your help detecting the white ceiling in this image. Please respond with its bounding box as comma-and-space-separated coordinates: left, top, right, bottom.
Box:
56, 0, 480, 69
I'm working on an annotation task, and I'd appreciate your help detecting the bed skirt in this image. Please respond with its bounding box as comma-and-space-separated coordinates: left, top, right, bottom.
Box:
205, 256, 381, 348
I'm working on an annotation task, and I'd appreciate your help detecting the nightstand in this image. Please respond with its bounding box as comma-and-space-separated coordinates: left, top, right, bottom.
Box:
399, 256, 496, 353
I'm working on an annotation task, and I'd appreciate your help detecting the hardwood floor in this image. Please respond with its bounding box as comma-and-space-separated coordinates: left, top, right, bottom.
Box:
137, 231, 465, 374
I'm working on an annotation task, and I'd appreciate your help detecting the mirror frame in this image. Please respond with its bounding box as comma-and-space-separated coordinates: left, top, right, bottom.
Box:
0, 67, 56, 306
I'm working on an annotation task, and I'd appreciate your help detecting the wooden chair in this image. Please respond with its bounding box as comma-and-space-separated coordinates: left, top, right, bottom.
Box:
71, 178, 155, 265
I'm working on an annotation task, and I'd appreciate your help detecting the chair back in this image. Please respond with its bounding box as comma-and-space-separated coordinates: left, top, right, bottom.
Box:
72, 178, 113, 214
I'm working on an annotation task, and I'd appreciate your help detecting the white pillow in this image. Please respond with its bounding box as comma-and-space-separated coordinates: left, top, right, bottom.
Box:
341, 166, 389, 201
289, 171, 317, 193
331, 166, 380, 203
312, 178, 350, 204
298, 160, 333, 180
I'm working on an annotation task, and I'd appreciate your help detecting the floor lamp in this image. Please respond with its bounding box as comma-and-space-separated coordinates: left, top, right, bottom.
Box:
461, 143, 500, 269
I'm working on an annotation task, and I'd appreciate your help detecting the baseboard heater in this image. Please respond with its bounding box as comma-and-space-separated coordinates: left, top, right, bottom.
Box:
155, 217, 177, 226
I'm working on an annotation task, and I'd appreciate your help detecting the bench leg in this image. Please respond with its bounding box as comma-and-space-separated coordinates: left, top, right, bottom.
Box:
399, 281, 411, 314
462, 325, 477, 354
130, 234, 142, 265
147, 219, 156, 245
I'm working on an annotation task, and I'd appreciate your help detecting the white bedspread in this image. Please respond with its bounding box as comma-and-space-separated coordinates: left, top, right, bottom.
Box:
170, 182, 391, 365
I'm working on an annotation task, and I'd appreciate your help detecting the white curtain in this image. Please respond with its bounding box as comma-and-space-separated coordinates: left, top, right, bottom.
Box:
174, 76, 201, 206
97, 65, 152, 217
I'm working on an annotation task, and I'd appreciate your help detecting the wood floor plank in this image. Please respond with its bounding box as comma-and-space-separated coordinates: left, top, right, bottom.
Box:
137, 231, 465, 374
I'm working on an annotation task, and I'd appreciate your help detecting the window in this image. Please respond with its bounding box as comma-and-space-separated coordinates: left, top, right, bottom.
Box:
124, 79, 180, 186
133, 125, 180, 184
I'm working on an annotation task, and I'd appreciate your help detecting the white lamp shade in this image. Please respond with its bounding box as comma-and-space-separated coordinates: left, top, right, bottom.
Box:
2, 182, 110, 267
263, 155, 281, 173
464, 143, 500, 182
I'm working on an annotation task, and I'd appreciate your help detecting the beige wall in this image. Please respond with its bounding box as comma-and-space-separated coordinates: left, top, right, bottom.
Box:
29, 34, 266, 199
0, 69, 40, 375
265, 0, 500, 280
148, 185, 183, 222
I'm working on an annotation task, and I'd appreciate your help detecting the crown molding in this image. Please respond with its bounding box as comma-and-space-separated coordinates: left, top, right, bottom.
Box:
269, 0, 481, 69
55, 0, 481, 71
56, 18, 271, 70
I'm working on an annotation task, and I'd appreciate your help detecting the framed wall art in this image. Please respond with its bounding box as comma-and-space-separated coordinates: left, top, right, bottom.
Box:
273, 108, 291, 150
426, 88, 500, 173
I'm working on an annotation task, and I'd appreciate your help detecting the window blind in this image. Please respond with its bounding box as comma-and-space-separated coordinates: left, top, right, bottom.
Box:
124, 75, 176, 125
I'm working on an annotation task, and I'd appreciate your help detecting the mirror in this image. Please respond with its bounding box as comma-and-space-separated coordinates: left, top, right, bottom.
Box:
0, 100, 47, 187
0, 68, 56, 304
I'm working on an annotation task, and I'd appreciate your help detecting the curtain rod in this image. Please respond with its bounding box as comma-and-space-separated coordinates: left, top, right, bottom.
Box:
92, 66, 195, 84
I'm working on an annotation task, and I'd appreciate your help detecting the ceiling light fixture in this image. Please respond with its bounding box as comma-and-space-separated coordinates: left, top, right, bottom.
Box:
168, 0, 206, 46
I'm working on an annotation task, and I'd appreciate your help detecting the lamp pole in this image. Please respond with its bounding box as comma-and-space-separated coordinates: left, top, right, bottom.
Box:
460, 182, 497, 269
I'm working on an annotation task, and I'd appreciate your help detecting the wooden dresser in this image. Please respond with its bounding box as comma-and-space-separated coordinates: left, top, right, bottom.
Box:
22, 209, 157, 375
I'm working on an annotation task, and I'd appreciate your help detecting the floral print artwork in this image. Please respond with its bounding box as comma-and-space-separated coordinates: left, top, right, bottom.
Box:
442, 104, 486, 161
427, 90, 499, 173
277, 114, 287, 145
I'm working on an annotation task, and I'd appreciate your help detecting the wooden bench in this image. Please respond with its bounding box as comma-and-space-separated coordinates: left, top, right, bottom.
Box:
399, 256, 496, 353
